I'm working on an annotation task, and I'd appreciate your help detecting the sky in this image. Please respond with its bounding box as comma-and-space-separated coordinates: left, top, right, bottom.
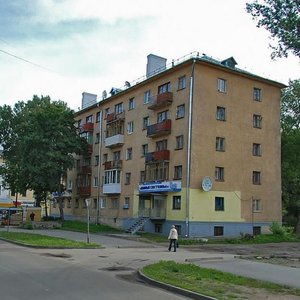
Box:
0, 0, 299, 111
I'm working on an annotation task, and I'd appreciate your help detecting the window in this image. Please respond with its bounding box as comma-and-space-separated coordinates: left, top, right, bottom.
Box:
95, 133, 100, 144
172, 196, 181, 210
215, 167, 224, 181
96, 112, 101, 122
253, 114, 262, 128
100, 198, 106, 208
68, 180, 72, 190
93, 176, 98, 187
67, 199, 72, 208
111, 198, 119, 209
140, 170, 145, 183
77, 119, 82, 129
253, 199, 262, 212
95, 155, 99, 166
253, 226, 261, 235
252, 171, 261, 185
127, 121, 134, 134
253, 143, 262, 156
104, 108, 110, 118
128, 97, 135, 110
253, 88, 262, 101
176, 104, 185, 119
217, 78, 227, 93
158, 82, 171, 94
115, 102, 124, 114
156, 139, 167, 151
143, 116, 149, 129
113, 151, 120, 161
175, 135, 184, 150
216, 137, 225, 151
141, 144, 148, 157
214, 226, 224, 236
157, 110, 168, 123
126, 147, 132, 160
124, 197, 130, 209
93, 198, 97, 209
215, 197, 224, 211
83, 199, 87, 209
125, 172, 131, 185
155, 223, 163, 233
86, 115, 93, 123
174, 165, 182, 179
178, 76, 186, 90
145, 162, 169, 181
216, 106, 226, 121
144, 90, 151, 104
103, 153, 108, 163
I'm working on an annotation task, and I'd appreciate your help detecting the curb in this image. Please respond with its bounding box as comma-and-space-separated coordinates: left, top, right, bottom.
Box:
138, 269, 217, 300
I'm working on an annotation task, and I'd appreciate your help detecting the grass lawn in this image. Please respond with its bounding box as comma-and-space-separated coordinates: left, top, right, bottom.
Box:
142, 261, 300, 300
139, 232, 300, 245
61, 220, 122, 234
0, 231, 100, 248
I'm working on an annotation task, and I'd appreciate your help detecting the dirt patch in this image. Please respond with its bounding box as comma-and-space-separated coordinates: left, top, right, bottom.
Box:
190, 242, 300, 268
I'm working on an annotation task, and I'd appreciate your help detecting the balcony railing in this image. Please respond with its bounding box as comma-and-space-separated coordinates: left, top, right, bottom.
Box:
77, 186, 91, 196
138, 208, 166, 219
103, 183, 121, 194
147, 119, 171, 137
82, 122, 94, 132
104, 134, 124, 148
145, 150, 170, 163
148, 92, 173, 110
106, 112, 125, 123
104, 160, 122, 170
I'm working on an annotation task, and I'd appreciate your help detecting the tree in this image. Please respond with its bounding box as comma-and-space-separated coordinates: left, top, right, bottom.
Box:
0, 96, 86, 221
281, 79, 300, 233
246, 0, 300, 58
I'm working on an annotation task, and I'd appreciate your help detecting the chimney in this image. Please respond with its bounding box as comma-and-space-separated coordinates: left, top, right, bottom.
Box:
146, 54, 167, 78
81, 92, 97, 110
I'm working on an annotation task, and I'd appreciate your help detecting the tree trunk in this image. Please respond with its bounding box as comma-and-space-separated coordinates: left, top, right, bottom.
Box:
296, 211, 300, 234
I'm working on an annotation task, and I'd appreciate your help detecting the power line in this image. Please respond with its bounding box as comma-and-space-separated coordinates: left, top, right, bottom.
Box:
0, 48, 59, 74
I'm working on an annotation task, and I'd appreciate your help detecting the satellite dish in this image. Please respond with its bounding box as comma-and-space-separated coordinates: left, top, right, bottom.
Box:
102, 90, 107, 100
125, 81, 131, 88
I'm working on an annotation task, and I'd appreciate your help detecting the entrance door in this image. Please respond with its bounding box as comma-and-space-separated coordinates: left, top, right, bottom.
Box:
152, 195, 166, 218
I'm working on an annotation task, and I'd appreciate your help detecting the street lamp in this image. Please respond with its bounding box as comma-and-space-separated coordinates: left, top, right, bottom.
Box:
85, 198, 91, 243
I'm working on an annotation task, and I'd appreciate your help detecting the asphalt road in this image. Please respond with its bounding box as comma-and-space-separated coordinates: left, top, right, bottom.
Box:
0, 240, 191, 300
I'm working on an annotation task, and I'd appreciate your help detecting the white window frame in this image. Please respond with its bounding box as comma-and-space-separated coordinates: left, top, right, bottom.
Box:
217, 78, 227, 93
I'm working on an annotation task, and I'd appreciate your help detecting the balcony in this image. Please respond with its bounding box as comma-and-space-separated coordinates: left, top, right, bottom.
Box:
147, 119, 171, 138
80, 165, 92, 174
82, 122, 94, 132
104, 160, 122, 170
104, 134, 124, 148
145, 150, 170, 163
77, 186, 91, 196
103, 183, 121, 194
80, 144, 93, 157
106, 112, 125, 123
148, 92, 173, 110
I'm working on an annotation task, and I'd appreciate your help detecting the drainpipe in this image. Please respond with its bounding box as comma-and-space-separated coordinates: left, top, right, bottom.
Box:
96, 110, 103, 224
186, 59, 196, 237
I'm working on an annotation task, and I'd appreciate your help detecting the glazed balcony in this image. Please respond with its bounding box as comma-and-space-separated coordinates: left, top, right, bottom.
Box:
147, 119, 171, 138
104, 134, 124, 148
145, 150, 170, 163
106, 112, 125, 123
148, 92, 173, 110
77, 186, 91, 196
104, 160, 122, 170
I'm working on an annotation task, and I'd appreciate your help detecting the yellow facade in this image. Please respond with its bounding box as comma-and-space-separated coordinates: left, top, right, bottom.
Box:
51, 53, 284, 237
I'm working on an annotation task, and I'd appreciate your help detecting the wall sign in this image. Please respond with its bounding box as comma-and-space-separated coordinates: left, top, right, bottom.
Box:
139, 181, 181, 193
202, 176, 213, 192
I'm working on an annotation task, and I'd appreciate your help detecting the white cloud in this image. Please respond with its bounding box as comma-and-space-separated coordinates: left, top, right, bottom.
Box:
0, 0, 299, 110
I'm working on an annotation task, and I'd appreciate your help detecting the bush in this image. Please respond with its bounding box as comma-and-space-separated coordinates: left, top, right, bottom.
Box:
270, 222, 286, 235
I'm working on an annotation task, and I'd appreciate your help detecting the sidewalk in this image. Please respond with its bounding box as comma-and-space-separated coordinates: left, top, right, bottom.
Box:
1, 227, 300, 289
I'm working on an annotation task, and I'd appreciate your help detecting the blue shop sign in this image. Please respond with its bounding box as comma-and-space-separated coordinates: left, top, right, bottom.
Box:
139, 181, 181, 193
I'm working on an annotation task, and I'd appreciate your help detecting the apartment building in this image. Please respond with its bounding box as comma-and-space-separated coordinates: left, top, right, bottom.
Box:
53, 53, 284, 237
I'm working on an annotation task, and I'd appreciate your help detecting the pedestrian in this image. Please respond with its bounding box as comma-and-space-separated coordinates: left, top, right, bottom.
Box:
168, 225, 178, 252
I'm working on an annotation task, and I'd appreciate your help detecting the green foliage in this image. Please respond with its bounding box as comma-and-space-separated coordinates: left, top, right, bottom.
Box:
270, 222, 286, 235
0, 96, 86, 216
142, 261, 300, 299
246, 0, 300, 58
